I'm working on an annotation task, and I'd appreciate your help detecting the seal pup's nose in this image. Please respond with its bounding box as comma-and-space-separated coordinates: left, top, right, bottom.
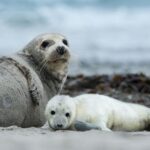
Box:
56, 46, 66, 55
57, 124, 63, 128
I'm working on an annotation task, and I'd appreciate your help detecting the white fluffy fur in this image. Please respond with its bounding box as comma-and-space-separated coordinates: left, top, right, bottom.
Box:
45, 94, 150, 131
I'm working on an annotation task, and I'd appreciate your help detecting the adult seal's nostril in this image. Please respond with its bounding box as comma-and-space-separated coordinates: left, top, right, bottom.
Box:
57, 124, 63, 128
56, 46, 66, 55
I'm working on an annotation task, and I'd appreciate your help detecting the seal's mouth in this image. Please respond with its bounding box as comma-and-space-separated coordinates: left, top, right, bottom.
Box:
47, 46, 70, 64
50, 125, 65, 130
51, 126, 68, 130
49, 58, 68, 63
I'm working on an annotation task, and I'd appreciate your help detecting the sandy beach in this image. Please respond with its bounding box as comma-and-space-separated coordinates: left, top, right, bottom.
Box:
1, 126, 150, 150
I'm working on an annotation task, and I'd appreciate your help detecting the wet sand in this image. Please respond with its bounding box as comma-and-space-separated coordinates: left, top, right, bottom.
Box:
0, 126, 150, 150
1, 73, 150, 150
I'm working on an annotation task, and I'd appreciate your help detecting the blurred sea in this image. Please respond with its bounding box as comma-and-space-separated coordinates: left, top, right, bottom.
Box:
0, 0, 150, 75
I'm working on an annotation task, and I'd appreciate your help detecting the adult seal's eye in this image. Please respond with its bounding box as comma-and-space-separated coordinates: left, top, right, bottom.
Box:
51, 110, 55, 115
40, 40, 55, 50
65, 112, 70, 117
62, 39, 68, 46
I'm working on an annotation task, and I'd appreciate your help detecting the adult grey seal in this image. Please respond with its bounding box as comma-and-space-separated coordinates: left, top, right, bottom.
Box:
45, 94, 150, 131
0, 33, 70, 127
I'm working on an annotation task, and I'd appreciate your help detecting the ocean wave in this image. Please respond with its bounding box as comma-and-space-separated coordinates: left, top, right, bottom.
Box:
1, 6, 150, 52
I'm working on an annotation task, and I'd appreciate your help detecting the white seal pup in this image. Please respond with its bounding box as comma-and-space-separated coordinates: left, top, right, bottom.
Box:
45, 94, 150, 131
0, 33, 70, 127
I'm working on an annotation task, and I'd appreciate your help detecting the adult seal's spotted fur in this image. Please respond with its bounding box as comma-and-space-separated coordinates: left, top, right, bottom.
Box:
0, 33, 70, 127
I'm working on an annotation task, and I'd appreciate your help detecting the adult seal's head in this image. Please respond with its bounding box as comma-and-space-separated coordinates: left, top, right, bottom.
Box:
23, 33, 71, 78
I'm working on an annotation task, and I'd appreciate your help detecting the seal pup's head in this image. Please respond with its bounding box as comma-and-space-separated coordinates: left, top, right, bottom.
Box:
45, 95, 76, 130
23, 33, 70, 76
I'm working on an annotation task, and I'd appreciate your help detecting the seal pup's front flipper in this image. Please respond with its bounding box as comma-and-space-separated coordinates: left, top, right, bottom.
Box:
74, 121, 112, 131
74, 121, 99, 131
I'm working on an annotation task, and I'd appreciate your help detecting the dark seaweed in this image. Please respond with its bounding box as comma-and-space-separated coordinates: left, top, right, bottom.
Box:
62, 73, 150, 107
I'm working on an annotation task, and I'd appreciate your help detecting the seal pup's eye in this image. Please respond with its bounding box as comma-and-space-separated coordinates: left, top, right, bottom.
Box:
51, 110, 55, 115
40, 40, 55, 49
65, 112, 70, 117
62, 39, 68, 46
